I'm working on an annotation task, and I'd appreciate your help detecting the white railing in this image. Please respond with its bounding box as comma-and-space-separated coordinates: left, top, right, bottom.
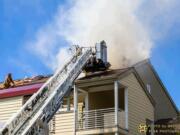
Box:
77, 108, 126, 130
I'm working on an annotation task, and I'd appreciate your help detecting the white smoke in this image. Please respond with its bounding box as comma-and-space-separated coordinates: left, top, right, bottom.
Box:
27, 0, 180, 70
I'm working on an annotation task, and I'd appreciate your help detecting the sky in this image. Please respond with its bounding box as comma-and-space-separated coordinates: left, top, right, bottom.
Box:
0, 0, 180, 109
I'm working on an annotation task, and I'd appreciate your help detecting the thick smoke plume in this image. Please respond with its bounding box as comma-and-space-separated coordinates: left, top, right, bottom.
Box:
58, 0, 152, 68
27, 0, 180, 70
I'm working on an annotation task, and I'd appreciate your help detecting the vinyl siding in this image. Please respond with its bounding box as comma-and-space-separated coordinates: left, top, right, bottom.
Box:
0, 96, 22, 123
120, 73, 154, 135
53, 112, 74, 135
52, 103, 83, 135
135, 63, 178, 120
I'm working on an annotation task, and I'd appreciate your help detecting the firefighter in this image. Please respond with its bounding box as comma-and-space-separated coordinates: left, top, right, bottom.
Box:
3, 73, 15, 88
75, 46, 82, 56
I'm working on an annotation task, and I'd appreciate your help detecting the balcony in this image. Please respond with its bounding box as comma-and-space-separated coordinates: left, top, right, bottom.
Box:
73, 81, 129, 135
77, 108, 125, 130
49, 80, 129, 134
77, 108, 127, 134
49, 108, 127, 135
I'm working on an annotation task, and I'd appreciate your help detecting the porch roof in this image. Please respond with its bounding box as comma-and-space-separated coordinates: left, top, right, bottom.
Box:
76, 67, 156, 107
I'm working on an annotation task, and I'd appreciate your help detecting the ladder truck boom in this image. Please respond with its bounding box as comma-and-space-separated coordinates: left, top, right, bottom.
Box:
0, 47, 92, 135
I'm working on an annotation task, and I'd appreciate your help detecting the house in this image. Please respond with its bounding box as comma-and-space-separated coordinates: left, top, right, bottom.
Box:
0, 59, 179, 135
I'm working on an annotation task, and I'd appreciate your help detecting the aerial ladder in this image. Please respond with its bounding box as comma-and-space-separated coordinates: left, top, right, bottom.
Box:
0, 41, 109, 135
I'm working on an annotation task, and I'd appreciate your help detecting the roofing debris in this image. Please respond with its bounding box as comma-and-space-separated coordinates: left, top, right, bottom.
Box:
0, 75, 51, 90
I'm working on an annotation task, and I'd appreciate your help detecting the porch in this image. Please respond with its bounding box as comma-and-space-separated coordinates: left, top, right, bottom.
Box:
74, 81, 129, 135
49, 81, 129, 135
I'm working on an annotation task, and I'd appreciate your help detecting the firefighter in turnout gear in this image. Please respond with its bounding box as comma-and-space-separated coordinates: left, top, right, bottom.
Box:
3, 73, 15, 88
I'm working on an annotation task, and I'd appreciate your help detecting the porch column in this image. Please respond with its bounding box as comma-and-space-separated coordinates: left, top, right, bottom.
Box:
74, 85, 78, 135
114, 81, 119, 135
85, 92, 89, 111
85, 92, 89, 129
125, 88, 128, 129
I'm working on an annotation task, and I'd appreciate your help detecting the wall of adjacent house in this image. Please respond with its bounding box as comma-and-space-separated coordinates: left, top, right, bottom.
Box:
52, 112, 74, 135
50, 101, 83, 135
135, 63, 178, 120
0, 96, 22, 123
120, 73, 154, 135
0, 95, 75, 134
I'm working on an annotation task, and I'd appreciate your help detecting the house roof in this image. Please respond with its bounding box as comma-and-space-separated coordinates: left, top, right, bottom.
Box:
0, 83, 43, 99
79, 68, 131, 80
0, 75, 49, 99
0, 75, 50, 90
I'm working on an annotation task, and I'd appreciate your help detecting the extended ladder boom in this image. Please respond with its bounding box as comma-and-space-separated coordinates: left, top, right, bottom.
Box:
0, 47, 92, 135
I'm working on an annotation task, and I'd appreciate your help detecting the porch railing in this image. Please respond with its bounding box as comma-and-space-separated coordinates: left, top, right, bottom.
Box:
77, 108, 125, 130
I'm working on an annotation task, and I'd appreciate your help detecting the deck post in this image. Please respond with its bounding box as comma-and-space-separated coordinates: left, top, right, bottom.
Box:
74, 84, 78, 135
114, 81, 119, 135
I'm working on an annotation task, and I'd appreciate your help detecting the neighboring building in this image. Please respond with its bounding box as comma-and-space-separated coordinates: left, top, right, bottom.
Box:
0, 59, 179, 135
0, 76, 49, 126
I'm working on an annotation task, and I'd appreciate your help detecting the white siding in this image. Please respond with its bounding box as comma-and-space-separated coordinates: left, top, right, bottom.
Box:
53, 112, 74, 135
120, 73, 154, 135
0, 96, 22, 123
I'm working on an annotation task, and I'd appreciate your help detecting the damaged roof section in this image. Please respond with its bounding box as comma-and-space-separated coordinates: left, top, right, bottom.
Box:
0, 75, 51, 99
0, 75, 51, 90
